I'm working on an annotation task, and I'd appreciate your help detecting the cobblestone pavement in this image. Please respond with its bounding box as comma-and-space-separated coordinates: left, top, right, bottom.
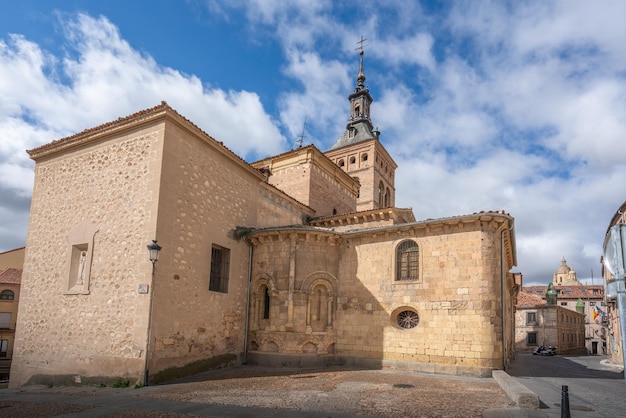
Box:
0, 366, 516, 417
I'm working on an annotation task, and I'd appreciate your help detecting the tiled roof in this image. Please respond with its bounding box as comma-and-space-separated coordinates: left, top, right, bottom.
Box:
0, 268, 22, 284
522, 285, 604, 300
516, 291, 546, 307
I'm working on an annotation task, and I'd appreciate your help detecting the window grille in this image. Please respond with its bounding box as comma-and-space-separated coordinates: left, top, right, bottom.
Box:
396, 240, 419, 281
209, 244, 230, 293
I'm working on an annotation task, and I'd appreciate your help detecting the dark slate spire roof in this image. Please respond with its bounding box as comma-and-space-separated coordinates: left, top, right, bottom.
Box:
329, 50, 377, 150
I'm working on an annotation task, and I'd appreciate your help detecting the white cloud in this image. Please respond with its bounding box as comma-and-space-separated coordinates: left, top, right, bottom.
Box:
2, 2, 626, 288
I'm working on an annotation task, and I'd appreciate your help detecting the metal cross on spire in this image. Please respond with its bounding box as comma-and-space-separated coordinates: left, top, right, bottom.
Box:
355, 36, 367, 53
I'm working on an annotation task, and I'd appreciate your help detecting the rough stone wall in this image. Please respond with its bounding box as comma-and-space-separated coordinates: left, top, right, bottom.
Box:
147, 121, 264, 375
264, 163, 312, 209
10, 123, 163, 387
247, 231, 341, 355
308, 164, 356, 216
256, 186, 311, 228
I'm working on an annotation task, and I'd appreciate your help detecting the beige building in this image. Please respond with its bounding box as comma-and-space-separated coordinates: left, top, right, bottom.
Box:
0, 247, 24, 380
515, 290, 585, 354
0, 247, 25, 270
522, 258, 606, 354
10, 53, 518, 387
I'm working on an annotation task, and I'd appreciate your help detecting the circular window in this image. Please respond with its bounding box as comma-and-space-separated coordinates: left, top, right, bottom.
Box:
396, 310, 419, 329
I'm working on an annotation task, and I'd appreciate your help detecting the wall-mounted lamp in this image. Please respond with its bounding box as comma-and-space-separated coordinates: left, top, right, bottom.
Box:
147, 240, 162, 274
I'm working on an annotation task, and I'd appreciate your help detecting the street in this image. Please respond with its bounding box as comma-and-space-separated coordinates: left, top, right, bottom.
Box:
508, 353, 625, 417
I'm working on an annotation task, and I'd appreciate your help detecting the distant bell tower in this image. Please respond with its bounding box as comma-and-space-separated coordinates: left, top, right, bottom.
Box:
324, 37, 397, 212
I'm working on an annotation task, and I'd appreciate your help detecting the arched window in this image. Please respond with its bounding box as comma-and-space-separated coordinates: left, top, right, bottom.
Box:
0, 290, 14, 300
263, 286, 270, 319
338, 159, 345, 167
384, 187, 391, 208
349, 156, 356, 164
378, 181, 385, 207
396, 240, 419, 281
361, 153, 368, 162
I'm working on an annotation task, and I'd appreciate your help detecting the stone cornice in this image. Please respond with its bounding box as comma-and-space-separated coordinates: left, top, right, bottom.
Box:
341, 210, 517, 269
309, 207, 415, 228
246, 227, 342, 247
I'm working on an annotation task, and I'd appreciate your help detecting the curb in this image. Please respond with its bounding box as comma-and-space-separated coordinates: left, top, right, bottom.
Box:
492, 370, 540, 409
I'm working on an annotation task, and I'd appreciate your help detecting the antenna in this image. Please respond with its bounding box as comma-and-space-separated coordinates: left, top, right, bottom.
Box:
296, 116, 307, 148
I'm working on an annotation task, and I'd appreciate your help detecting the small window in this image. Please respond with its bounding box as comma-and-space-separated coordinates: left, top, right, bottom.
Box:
590, 301, 596, 306
396, 240, 419, 281
593, 289, 599, 295
526, 312, 537, 325
262, 286, 270, 319
392, 307, 420, 329
560, 302, 568, 306
209, 244, 230, 293
0, 312, 10, 329
349, 156, 356, 164
338, 159, 345, 167
527, 332, 537, 345
0, 290, 14, 300
397, 310, 419, 329
361, 153, 368, 162
0, 339, 7, 358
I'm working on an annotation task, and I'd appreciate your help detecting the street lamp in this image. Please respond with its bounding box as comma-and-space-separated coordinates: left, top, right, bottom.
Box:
602, 223, 626, 385
147, 240, 162, 274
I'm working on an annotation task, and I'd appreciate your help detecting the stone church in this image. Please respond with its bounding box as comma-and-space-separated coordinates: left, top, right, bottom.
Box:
10, 52, 518, 387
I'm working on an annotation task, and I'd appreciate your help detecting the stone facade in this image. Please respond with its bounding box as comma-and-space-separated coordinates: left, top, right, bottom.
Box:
10, 54, 519, 386
515, 293, 586, 355
0, 266, 21, 379
10, 104, 314, 387
245, 212, 518, 376
521, 257, 607, 355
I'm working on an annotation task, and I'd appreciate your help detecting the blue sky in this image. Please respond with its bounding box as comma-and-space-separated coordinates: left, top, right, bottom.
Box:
2, 0, 626, 285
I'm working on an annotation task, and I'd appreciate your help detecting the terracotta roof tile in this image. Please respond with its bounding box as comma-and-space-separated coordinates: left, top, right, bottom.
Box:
522, 285, 604, 300
516, 291, 546, 307
0, 268, 22, 284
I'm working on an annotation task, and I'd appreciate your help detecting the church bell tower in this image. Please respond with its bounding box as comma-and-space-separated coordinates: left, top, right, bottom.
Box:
324, 44, 397, 212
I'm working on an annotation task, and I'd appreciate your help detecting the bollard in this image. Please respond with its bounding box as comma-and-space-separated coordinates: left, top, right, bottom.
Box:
561, 385, 570, 418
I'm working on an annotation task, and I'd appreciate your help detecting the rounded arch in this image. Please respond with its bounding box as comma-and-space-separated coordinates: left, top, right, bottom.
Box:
302, 342, 318, 353
253, 273, 277, 294
300, 271, 338, 293
0, 290, 14, 300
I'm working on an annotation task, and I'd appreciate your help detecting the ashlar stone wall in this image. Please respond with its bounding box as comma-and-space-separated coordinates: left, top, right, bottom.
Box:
336, 222, 506, 376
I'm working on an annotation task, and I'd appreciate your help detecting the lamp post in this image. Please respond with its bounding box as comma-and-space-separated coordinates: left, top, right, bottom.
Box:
603, 223, 626, 385
144, 239, 161, 386
147, 240, 161, 274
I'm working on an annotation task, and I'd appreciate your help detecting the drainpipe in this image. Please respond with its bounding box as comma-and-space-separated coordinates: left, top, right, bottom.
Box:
500, 222, 514, 370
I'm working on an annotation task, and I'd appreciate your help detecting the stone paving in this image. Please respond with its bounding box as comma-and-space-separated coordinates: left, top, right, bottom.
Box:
0, 366, 517, 417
